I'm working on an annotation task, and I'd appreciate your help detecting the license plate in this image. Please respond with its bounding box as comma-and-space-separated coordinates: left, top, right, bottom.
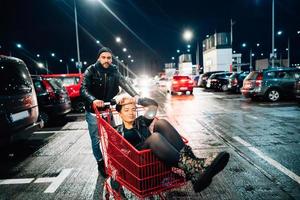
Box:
11, 110, 29, 122
180, 87, 188, 90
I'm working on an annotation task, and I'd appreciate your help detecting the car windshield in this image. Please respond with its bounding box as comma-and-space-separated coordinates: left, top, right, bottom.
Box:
0, 60, 32, 95
245, 71, 260, 80
60, 77, 80, 86
47, 78, 64, 90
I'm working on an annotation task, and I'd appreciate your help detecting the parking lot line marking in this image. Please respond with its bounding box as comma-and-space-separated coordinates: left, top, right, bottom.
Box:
0, 178, 34, 185
33, 130, 83, 134
233, 136, 300, 185
34, 177, 56, 183
246, 115, 258, 120
34, 168, 73, 193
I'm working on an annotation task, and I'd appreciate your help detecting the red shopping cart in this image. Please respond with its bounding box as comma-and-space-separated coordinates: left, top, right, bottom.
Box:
93, 103, 188, 199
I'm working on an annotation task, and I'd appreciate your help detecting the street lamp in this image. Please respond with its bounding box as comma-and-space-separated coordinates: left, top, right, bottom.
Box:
51, 53, 55, 57
73, 0, 82, 73
122, 48, 127, 52
16, 43, 22, 48
96, 40, 100, 44
36, 54, 40, 58
183, 29, 193, 41
116, 37, 121, 43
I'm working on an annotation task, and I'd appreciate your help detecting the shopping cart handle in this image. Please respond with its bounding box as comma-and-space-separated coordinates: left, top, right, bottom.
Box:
93, 99, 116, 112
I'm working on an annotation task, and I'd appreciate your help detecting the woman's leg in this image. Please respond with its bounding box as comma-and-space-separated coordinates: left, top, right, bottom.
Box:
141, 132, 180, 166
153, 119, 185, 151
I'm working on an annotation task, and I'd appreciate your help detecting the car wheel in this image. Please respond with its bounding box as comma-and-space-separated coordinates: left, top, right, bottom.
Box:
221, 84, 228, 92
171, 91, 175, 95
266, 89, 280, 102
40, 111, 49, 125
74, 101, 85, 113
189, 90, 193, 95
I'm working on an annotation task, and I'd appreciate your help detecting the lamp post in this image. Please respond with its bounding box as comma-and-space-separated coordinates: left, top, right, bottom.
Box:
74, 0, 82, 73
271, 0, 275, 68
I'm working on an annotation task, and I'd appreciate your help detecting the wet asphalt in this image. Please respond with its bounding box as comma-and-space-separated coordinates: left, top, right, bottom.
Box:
0, 86, 299, 200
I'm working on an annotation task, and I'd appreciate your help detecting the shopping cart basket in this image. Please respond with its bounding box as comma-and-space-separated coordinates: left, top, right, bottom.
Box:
93, 103, 188, 199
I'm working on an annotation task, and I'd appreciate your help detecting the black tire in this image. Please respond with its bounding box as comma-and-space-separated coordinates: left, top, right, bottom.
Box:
189, 90, 193, 95
170, 91, 175, 95
266, 89, 280, 102
39, 111, 49, 125
221, 84, 228, 92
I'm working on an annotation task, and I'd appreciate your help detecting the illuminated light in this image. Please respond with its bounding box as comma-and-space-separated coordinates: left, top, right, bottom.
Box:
116, 37, 121, 43
183, 30, 193, 41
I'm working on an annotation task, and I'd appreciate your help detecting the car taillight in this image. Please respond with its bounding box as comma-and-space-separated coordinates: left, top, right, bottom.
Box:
211, 79, 217, 82
255, 80, 262, 87
255, 73, 263, 87
172, 80, 178, 84
42, 80, 55, 100
188, 80, 193, 84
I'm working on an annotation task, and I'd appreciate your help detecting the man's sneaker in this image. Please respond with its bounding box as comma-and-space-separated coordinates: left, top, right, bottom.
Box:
97, 159, 108, 178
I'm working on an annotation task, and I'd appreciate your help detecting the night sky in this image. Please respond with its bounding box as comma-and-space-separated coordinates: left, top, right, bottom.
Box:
1, 0, 300, 75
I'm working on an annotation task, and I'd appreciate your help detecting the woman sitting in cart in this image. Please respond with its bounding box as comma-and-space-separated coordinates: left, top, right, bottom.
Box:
115, 96, 230, 192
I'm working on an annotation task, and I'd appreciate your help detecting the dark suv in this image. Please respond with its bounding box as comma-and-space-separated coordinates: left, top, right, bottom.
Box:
31, 76, 72, 125
241, 67, 300, 102
198, 71, 224, 88
206, 72, 233, 91
42, 74, 84, 112
0, 56, 43, 147
294, 75, 300, 102
228, 72, 249, 93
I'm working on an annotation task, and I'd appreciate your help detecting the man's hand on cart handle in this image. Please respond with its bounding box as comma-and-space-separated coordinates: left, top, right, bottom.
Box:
93, 99, 105, 108
93, 99, 117, 108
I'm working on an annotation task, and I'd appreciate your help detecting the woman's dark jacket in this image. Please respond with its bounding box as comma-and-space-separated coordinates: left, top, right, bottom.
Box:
80, 62, 138, 113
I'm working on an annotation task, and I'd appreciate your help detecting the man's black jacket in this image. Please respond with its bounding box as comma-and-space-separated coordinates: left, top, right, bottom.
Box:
80, 62, 138, 113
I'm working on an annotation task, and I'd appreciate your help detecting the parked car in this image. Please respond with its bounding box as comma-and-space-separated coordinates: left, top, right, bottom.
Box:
227, 71, 249, 93
294, 77, 300, 102
42, 74, 84, 112
198, 71, 224, 88
168, 75, 194, 95
206, 72, 233, 91
0, 56, 43, 147
158, 77, 169, 87
31, 76, 72, 125
241, 67, 300, 102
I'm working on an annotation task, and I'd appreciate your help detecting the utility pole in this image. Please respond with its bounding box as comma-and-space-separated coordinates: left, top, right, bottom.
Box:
287, 38, 290, 67
250, 49, 253, 72
230, 19, 235, 47
272, 0, 275, 68
74, 0, 82, 74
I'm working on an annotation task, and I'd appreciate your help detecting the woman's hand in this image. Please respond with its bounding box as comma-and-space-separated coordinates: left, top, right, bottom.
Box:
119, 97, 136, 105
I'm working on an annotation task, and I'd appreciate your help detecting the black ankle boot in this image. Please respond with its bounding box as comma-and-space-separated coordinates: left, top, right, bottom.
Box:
97, 159, 108, 178
178, 146, 230, 193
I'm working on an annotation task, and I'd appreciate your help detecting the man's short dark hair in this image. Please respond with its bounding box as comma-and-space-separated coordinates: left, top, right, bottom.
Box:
98, 47, 112, 57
